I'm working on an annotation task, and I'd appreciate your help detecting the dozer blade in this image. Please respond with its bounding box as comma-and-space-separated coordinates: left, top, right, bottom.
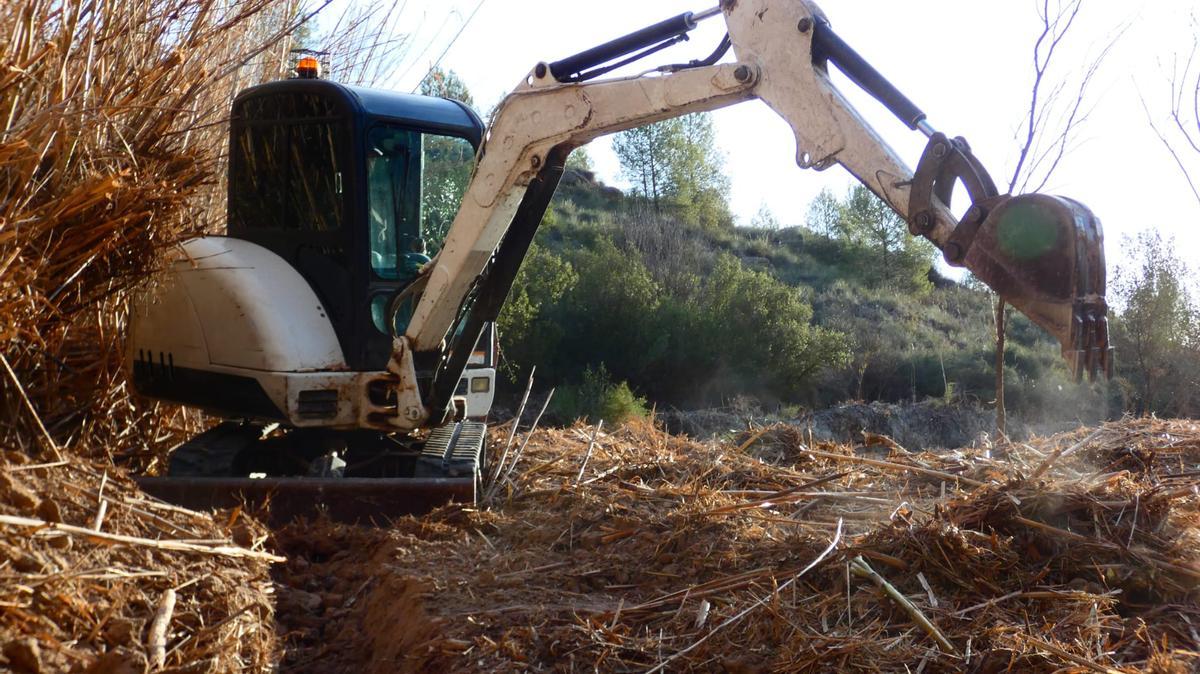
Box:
961, 193, 1112, 381
134, 421, 487, 525
134, 476, 475, 525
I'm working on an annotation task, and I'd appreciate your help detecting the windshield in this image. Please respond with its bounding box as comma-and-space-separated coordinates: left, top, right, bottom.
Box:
366, 124, 474, 279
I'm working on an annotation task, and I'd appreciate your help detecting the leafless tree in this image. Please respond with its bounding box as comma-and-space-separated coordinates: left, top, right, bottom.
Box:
1008, 0, 1123, 195
1139, 15, 1200, 209
995, 0, 1123, 435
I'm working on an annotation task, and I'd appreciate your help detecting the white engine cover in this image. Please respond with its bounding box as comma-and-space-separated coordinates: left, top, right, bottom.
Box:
128, 237, 357, 425
129, 236, 495, 428
143, 237, 345, 371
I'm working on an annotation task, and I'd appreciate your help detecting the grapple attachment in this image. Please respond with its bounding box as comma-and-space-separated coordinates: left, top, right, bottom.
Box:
910, 134, 1112, 381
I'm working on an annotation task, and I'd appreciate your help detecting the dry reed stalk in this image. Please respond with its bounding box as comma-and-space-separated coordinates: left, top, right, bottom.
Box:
489, 367, 535, 489
850, 555, 956, 654
575, 419, 603, 483
1030, 427, 1106, 479
0, 0, 411, 467
1, 452, 279, 671
0, 1, 425, 669
146, 588, 176, 669
1, 0, 305, 459
797, 444, 986, 487
492, 387, 555, 499
646, 518, 845, 673
0, 513, 285, 561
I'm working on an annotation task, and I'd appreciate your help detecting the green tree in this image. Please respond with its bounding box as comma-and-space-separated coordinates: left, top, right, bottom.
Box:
750, 203, 780, 231
417, 68, 476, 250
555, 239, 667, 384
812, 185, 935, 291
289, 15, 319, 54
566, 146, 595, 172
681, 256, 849, 403
497, 243, 578, 379
1111, 231, 1200, 416
551, 364, 648, 425
418, 67, 474, 106
805, 188, 841, 237
668, 113, 732, 229
612, 113, 730, 227
613, 119, 679, 212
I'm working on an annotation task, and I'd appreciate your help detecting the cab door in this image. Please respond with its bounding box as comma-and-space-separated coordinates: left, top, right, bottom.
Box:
228, 92, 355, 364
359, 122, 477, 370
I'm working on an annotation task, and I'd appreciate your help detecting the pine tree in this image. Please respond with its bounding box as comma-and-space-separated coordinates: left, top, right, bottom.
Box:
612, 120, 679, 212
419, 67, 474, 107
612, 113, 731, 227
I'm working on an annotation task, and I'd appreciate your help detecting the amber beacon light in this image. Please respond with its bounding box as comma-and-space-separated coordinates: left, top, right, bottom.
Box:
296, 56, 321, 79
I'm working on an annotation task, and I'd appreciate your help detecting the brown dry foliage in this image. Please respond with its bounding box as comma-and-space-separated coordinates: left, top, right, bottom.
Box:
0, 450, 280, 672
274, 417, 1200, 673
0, 2, 305, 670
0, 0, 306, 463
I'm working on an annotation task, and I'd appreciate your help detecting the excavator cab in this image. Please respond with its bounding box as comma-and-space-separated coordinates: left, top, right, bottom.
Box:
130, 79, 496, 429
225, 79, 486, 372
129, 79, 498, 518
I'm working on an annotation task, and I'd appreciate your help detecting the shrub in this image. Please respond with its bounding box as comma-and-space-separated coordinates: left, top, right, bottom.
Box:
551, 364, 648, 425
648, 255, 848, 406
497, 243, 577, 381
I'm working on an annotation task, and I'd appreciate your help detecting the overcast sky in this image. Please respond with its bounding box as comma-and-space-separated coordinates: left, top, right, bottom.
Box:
327, 0, 1200, 273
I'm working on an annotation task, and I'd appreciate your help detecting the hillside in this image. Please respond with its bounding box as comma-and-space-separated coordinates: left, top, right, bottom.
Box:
497, 170, 1112, 427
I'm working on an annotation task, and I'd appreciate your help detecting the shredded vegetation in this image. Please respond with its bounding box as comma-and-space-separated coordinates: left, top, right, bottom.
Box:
0, 451, 280, 672
272, 417, 1200, 673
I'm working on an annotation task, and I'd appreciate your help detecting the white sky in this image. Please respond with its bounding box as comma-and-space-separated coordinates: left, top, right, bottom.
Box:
325, 0, 1200, 270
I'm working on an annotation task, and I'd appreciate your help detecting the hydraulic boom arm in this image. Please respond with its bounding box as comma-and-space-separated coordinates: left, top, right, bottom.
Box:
370, 0, 1111, 431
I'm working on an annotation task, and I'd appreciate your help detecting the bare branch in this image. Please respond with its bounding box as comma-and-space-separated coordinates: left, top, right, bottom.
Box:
1139, 83, 1200, 209
1144, 16, 1200, 210
1011, 2, 1124, 194
1008, 0, 1063, 192
1168, 40, 1200, 154
1023, 33, 1119, 193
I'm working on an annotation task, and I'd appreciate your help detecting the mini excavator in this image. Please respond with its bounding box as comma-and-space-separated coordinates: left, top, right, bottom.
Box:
130, 0, 1112, 521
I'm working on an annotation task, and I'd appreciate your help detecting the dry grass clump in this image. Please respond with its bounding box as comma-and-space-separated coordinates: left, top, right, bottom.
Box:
274, 417, 1200, 672
1, 7, 310, 668
0, 451, 282, 672
0, 0, 309, 462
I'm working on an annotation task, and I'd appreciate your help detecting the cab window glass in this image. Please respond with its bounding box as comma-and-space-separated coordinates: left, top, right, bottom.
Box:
421, 134, 474, 252
367, 126, 421, 279
288, 123, 342, 231
366, 125, 475, 283
229, 94, 344, 233
230, 123, 286, 230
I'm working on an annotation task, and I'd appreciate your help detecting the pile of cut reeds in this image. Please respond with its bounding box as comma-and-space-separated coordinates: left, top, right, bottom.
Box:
0, 450, 283, 672
0, 0, 308, 463
275, 416, 1200, 673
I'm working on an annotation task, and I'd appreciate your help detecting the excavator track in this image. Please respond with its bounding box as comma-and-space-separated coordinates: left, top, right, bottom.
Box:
135, 421, 487, 524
